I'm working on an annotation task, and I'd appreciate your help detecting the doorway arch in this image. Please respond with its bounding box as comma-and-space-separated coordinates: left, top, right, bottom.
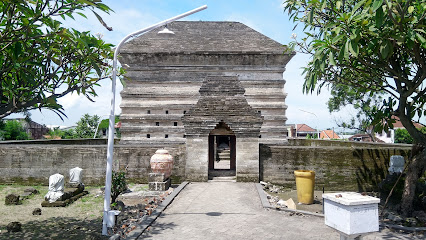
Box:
208, 121, 236, 178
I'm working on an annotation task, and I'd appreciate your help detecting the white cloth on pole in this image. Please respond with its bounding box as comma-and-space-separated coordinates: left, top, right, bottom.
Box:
44, 173, 64, 203
69, 167, 83, 184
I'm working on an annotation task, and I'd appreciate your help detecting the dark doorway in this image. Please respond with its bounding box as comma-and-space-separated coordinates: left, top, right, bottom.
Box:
208, 122, 236, 179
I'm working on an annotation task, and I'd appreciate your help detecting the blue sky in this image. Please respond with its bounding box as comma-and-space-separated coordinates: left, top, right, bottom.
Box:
11, 0, 355, 131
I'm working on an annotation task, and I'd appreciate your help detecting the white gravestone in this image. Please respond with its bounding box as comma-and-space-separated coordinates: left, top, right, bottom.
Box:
44, 173, 65, 203
323, 192, 380, 239
388, 155, 405, 174
69, 167, 83, 185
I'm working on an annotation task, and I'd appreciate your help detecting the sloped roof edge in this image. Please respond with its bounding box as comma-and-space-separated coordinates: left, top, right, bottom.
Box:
121, 21, 293, 54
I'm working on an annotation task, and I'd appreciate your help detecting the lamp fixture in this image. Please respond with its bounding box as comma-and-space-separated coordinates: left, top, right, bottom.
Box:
158, 25, 175, 35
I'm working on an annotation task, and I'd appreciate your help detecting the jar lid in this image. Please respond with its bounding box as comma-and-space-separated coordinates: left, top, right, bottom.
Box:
155, 149, 169, 154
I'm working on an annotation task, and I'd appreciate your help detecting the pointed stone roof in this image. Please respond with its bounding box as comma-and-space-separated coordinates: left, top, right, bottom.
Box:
121, 21, 288, 54
182, 75, 263, 137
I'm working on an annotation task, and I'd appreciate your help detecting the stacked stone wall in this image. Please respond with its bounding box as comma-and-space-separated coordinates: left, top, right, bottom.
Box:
119, 21, 293, 145
260, 142, 412, 191
0, 140, 412, 191
0, 144, 186, 185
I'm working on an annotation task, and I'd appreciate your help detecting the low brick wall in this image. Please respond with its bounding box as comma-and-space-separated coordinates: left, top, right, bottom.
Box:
260, 141, 412, 191
0, 144, 186, 185
0, 140, 412, 191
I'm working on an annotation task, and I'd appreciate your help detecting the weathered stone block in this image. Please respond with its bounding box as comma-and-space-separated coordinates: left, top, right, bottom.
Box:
149, 173, 165, 182
149, 178, 171, 191
20, 191, 33, 200
5, 194, 20, 205
24, 187, 39, 194
32, 208, 42, 215
7, 222, 22, 232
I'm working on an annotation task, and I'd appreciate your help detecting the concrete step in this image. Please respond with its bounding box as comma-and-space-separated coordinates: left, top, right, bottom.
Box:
208, 176, 236, 182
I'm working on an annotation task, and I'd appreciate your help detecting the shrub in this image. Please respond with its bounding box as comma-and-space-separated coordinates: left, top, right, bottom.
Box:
3, 120, 30, 140
111, 171, 127, 204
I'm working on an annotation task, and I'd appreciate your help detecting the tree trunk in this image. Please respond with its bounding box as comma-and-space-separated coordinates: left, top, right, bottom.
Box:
400, 145, 426, 217
397, 111, 426, 216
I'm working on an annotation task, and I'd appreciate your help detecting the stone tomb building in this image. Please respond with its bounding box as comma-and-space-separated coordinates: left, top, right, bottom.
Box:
119, 21, 294, 181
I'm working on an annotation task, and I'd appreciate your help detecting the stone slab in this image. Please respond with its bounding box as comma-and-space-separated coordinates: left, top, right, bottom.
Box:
149, 173, 165, 182
149, 178, 171, 191
41, 191, 88, 207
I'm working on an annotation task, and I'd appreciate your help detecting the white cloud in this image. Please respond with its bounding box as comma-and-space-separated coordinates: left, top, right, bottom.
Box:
59, 93, 80, 110
23, 79, 122, 126
283, 53, 337, 129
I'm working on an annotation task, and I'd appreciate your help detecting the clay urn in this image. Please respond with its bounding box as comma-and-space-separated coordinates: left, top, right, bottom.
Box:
150, 149, 174, 179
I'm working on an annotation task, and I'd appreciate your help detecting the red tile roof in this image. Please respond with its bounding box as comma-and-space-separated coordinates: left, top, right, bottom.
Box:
320, 130, 340, 139
391, 116, 424, 129
296, 124, 316, 132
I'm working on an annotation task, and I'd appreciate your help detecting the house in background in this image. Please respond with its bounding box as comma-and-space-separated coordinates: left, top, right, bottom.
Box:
373, 117, 424, 143
348, 134, 377, 142
97, 117, 121, 138
287, 124, 318, 138
320, 129, 340, 140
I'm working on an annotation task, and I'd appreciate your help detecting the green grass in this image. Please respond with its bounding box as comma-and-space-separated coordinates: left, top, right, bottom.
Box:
133, 184, 148, 192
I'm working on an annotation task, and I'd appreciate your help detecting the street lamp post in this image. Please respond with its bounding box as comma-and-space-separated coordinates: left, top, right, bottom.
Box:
299, 109, 320, 139
102, 5, 207, 235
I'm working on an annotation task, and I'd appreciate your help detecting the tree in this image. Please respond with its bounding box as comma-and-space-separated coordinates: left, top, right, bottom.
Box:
45, 127, 75, 139
97, 115, 120, 138
395, 127, 426, 144
1, 120, 30, 140
284, 0, 426, 216
74, 114, 99, 138
328, 84, 385, 142
395, 128, 414, 144
0, 0, 119, 120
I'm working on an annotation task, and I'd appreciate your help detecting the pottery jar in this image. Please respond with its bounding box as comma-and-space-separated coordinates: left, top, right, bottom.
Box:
150, 149, 174, 179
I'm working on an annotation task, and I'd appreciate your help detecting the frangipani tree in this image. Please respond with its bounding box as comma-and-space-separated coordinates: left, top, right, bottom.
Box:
284, 0, 426, 216
0, 0, 119, 119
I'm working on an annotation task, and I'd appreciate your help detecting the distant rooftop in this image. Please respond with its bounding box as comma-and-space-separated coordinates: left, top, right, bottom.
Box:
296, 124, 316, 132
121, 21, 290, 54
391, 116, 425, 129
320, 130, 340, 139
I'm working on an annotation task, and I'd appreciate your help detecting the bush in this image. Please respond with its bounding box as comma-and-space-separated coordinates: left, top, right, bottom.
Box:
395, 127, 426, 144
111, 171, 127, 204
2, 120, 30, 140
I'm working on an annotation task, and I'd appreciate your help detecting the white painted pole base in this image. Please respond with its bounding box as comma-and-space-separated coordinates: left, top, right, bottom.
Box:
102, 211, 108, 235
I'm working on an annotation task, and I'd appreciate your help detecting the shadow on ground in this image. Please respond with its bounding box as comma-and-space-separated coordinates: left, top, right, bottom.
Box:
0, 217, 108, 240
140, 221, 178, 239
376, 227, 425, 240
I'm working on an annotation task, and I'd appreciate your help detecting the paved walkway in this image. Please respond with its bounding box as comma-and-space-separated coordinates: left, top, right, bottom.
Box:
140, 182, 423, 240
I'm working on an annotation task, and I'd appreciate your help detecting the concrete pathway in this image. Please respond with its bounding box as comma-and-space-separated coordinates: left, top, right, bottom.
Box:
140, 182, 423, 240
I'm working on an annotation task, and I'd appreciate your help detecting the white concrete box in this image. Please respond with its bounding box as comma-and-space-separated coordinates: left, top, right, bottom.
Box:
323, 192, 380, 235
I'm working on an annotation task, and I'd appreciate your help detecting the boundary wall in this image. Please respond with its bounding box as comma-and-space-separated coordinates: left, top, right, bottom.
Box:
0, 139, 411, 191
